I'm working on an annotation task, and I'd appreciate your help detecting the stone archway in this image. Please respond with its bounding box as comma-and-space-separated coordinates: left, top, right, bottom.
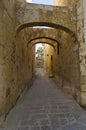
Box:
0, 0, 86, 127
28, 37, 59, 46
16, 2, 77, 33
15, 1, 83, 106
16, 22, 77, 41
30, 41, 56, 50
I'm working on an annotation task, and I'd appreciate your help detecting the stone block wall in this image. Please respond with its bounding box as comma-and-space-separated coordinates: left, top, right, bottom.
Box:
44, 31, 80, 99
15, 29, 34, 100
0, 0, 16, 124
0, 1, 86, 128
44, 44, 56, 77
53, 0, 77, 6
83, 0, 86, 49
55, 31, 80, 97
0, 0, 35, 125
76, 0, 86, 105
53, 0, 86, 106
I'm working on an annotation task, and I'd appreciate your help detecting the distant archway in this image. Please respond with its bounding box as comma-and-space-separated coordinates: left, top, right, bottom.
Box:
30, 42, 56, 50
27, 37, 60, 46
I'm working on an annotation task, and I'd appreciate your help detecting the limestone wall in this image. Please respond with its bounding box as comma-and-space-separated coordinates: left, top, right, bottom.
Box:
0, 1, 86, 127
44, 31, 80, 98
53, 0, 86, 106
15, 29, 34, 100
0, 0, 35, 125
55, 31, 80, 97
76, 0, 86, 105
83, 0, 86, 49
53, 0, 77, 6
0, 0, 16, 124
16, 2, 76, 33
44, 44, 56, 77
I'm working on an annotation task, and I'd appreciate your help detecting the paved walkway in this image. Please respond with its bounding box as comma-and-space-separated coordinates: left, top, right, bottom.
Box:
1, 68, 86, 130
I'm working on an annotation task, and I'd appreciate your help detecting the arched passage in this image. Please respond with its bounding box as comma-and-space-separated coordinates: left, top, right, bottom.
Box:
16, 22, 77, 41
15, 20, 80, 99
32, 41, 56, 75
30, 41, 56, 50
15, 2, 79, 91
28, 37, 59, 46
0, 0, 86, 125
16, 2, 76, 32
28, 37, 60, 54
15, 9, 81, 110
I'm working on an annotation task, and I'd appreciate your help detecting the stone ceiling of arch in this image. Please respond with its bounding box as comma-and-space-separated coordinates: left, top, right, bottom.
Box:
19, 28, 73, 45
26, 28, 59, 42
16, 2, 77, 33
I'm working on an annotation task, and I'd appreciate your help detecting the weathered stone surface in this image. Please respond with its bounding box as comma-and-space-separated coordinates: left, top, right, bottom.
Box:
0, 0, 86, 127
0, 0, 16, 123
83, 0, 86, 49
0, 0, 35, 126
54, 0, 77, 6
44, 44, 55, 76
16, 2, 77, 33
76, 0, 86, 106
52, 0, 86, 106
44, 30, 80, 98
25, 28, 59, 46
1, 69, 86, 130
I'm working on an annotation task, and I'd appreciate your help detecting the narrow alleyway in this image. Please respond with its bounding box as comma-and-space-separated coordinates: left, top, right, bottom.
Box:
1, 68, 86, 130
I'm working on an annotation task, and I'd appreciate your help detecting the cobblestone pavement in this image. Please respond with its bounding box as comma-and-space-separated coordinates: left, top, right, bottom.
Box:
1, 68, 86, 130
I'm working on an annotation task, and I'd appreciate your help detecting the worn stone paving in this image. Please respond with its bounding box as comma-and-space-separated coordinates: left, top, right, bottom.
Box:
1, 68, 86, 130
